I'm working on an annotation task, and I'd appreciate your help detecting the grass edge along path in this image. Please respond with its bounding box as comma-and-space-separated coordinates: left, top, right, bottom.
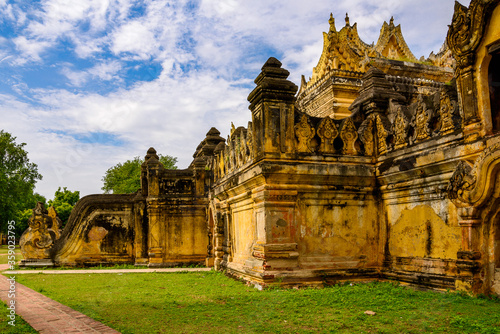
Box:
0, 300, 37, 334
0, 272, 120, 333
11, 270, 500, 334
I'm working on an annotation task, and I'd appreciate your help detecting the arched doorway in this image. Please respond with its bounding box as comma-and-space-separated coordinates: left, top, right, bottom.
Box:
489, 52, 500, 132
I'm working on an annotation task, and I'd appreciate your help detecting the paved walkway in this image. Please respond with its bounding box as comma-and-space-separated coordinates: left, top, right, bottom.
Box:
1, 264, 211, 333
5, 267, 212, 275
0, 264, 120, 333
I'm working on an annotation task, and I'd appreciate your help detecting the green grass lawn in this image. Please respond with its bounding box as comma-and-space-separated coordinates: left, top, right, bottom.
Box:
0, 301, 37, 333
11, 271, 500, 334
0, 245, 21, 255
0, 246, 22, 266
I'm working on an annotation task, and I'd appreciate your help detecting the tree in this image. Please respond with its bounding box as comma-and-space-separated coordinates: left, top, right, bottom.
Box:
15, 192, 47, 237
48, 187, 80, 227
102, 155, 177, 194
0, 130, 42, 236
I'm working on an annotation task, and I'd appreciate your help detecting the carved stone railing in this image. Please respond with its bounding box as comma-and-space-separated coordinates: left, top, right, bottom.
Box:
213, 60, 463, 183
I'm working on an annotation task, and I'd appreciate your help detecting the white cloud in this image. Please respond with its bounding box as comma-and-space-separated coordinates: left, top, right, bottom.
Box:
60, 67, 89, 87
0, 0, 473, 200
1, 64, 250, 198
26, 0, 108, 38
12, 36, 51, 64
111, 21, 156, 58
88, 60, 122, 81
60, 60, 123, 86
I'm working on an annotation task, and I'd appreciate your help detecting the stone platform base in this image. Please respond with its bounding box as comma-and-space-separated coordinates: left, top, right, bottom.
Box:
20, 259, 55, 267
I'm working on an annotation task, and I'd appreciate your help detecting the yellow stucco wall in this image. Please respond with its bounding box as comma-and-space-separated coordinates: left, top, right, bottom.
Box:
163, 211, 207, 262
297, 198, 380, 268
231, 207, 256, 265
389, 204, 461, 259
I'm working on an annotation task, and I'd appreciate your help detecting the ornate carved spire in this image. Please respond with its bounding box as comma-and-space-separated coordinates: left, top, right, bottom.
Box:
375, 16, 417, 61
145, 147, 159, 163
329, 13, 336, 33
247, 57, 298, 110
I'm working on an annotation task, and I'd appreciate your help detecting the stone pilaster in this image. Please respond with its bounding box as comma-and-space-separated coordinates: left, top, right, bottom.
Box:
455, 206, 482, 292
214, 210, 225, 270
249, 186, 299, 273
143, 148, 164, 267
247, 57, 298, 159
147, 201, 164, 267
133, 199, 148, 265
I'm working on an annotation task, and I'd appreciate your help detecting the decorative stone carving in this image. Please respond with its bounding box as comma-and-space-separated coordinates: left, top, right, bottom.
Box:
225, 139, 231, 172
447, 0, 498, 71
411, 95, 431, 143
438, 90, 455, 134
358, 117, 374, 156
447, 161, 475, 201
20, 202, 62, 261
393, 106, 408, 149
317, 117, 338, 154
340, 117, 358, 155
376, 115, 389, 155
219, 152, 225, 178
446, 0, 498, 124
448, 141, 500, 207
230, 134, 237, 170
214, 142, 225, 179
295, 114, 315, 153
246, 121, 254, 160
375, 16, 417, 61
239, 130, 248, 165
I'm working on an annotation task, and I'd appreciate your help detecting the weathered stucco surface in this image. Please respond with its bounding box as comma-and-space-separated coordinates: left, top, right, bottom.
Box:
20, 0, 500, 295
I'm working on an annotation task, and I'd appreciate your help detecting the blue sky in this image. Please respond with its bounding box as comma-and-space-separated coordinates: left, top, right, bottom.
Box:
0, 0, 470, 199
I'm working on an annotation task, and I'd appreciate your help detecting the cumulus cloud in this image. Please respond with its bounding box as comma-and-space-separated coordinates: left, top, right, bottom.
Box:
0, 0, 471, 199
12, 36, 52, 64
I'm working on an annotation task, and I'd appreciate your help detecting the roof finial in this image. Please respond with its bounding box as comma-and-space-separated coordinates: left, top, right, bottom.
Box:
230, 122, 236, 136
390, 16, 394, 26
329, 13, 336, 33
345, 13, 350, 26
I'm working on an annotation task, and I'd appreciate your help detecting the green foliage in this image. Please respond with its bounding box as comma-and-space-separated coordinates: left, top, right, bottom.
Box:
48, 187, 80, 226
101, 155, 177, 194
0, 130, 43, 236
13, 275, 500, 334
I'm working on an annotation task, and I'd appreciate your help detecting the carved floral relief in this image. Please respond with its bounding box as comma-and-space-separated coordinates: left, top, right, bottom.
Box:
295, 114, 316, 153
317, 117, 338, 154
340, 117, 358, 155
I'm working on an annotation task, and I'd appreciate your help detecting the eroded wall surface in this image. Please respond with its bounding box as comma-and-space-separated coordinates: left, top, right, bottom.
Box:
20, 0, 500, 296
